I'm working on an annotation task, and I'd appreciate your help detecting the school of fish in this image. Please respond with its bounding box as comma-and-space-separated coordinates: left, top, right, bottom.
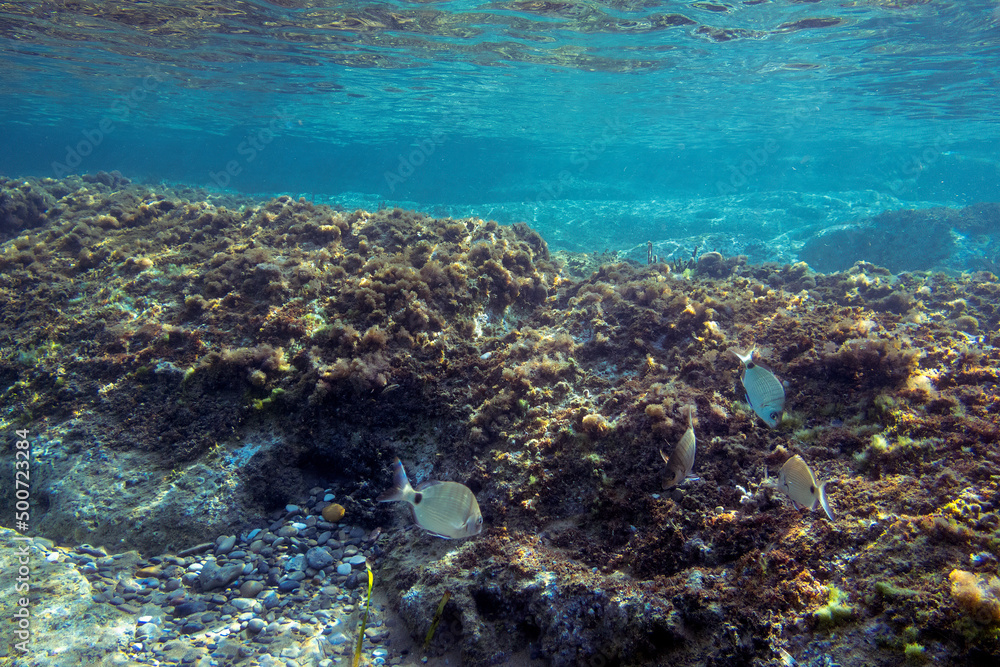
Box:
380, 344, 835, 540
656, 345, 836, 521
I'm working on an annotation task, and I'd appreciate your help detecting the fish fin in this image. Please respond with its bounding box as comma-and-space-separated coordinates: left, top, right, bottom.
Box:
659, 449, 670, 465
426, 530, 455, 540
377, 457, 411, 502
818, 481, 836, 522
686, 476, 700, 482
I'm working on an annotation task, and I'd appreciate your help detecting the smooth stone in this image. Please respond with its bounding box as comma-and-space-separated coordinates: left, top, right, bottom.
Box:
216, 535, 237, 555
247, 618, 266, 634
263, 592, 279, 609
336, 563, 352, 576
240, 580, 264, 598
250, 540, 265, 554
306, 547, 334, 570
285, 554, 306, 573
349, 555, 367, 566
230, 597, 256, 612
200, 562, 243, 591
328, 632, 348, 645
278, 579, 300, 592
173, 600, 208, 617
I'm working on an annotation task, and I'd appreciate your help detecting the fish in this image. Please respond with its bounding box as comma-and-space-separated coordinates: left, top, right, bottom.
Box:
377, 458, 483, 539
731, 346, 785, 427
777, 647, 798, 666
660, 405, 697, 489
777, 454, 835, 521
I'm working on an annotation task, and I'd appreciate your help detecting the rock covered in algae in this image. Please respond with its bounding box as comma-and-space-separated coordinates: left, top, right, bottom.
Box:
3, 175, 1000, 666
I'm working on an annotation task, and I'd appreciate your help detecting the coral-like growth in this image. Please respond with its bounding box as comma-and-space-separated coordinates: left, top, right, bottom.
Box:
950, 569, 1000, 624
5, 176, 1000, 666
814, 584, 855, 630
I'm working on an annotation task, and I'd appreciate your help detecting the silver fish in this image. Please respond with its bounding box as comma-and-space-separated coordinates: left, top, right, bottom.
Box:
777, 647, 798, 666
777, 454, 835, 521
732, 347, 785, 427
377, 458, 483, 539
660, 406, 696, 489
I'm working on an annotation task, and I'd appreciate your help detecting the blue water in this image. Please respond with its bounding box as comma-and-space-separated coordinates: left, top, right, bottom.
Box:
2, 1, 999, 255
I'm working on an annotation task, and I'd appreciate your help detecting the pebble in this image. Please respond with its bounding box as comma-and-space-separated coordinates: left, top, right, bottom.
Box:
199, 562, 243, 592
69, 487, 393, 667
278, 579, 301, 592
306, 547, 335, 570
240, 580, 264, 598
173, 600, 208, 617
215, 535, 237, 555
230, 597, 257, 612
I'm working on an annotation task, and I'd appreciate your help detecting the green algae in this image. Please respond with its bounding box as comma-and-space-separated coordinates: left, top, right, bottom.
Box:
875, 580, 920, 600
814, 584, 855, 630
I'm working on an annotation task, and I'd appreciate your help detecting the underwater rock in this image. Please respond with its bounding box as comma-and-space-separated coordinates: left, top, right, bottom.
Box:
797, 205, 982, 273
0, 177, 54, 235
0, 529, 138, 666
5, 176, 1000, 666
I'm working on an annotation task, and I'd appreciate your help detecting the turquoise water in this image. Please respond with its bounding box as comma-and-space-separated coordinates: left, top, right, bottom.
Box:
1, 1, 999, 254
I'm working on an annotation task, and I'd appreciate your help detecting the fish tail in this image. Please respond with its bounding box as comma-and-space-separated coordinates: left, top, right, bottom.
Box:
730, 345, 755, 365
377, 457, 412, 502
818, 481, 836, 522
